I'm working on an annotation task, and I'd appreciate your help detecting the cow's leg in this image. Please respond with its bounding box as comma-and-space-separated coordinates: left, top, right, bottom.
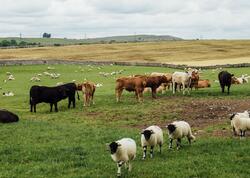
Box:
34, 104, 36, 113
83, 94, 86, 107
68, 98, 71, 108
151, 87, 157, 98
227, 85, 230, 95
50, 103, 53, 112
221, 84, 225, 93
116, 89, 123, 102
30, 103, 33, 112
182, 82, 186, 95
138, 91, 143, 102
142, 146, 147, 160
72, 97, 76, 108
172, 82, 176, 94
54, 103, 58, 112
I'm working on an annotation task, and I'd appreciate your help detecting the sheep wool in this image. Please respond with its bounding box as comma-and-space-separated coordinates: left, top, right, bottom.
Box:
167, 121, 195, 149
141, 125, 163, 159
231, 117, 250, 137
108, 138, 136, 177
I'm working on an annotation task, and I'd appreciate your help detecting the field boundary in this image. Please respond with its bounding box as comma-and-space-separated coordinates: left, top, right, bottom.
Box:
0, 59, 250, 69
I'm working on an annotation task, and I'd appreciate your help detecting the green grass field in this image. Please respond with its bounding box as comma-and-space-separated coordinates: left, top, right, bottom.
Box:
0, 64, 250, 178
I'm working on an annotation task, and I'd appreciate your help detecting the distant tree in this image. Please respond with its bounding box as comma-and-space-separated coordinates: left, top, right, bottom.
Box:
43, 33, 51, 38
19, 41, 28, 46
1, 40, 11, 47
10, 40, 17, 46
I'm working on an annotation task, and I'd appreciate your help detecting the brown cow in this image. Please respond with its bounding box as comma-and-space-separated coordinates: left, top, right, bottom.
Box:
77, 82, 96, 106
115, 77, 146, 102
197, 79, 211, 88
190, 71, 200, 90
231, 76, 240, 84
136, 75, 169, 98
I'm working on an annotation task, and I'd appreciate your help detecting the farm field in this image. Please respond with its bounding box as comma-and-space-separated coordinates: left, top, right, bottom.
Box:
1, 64, 250, 178
1, 40, 250, 66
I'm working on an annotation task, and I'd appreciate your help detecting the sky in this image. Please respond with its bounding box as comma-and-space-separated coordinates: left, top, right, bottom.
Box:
0, 0, 250, 39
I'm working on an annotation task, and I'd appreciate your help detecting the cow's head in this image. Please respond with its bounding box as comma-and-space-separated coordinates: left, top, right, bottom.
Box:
167, 124, 176, 134
141, 129, 154, 141
108, 142, 121, 154
77, 84, 82, 91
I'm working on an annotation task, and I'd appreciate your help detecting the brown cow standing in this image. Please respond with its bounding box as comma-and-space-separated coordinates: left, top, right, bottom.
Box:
77, 82, 96, 106
115, 77, 146, 102
136, 75, 169, 98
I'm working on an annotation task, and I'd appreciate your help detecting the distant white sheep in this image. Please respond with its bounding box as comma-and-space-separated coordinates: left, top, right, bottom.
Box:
8, 75, 15, 80
107, 138, 136, 177
30, 76, 41, 82
166, 121, 195, 149
3, 91, 14, 96
141, 125, 163, 159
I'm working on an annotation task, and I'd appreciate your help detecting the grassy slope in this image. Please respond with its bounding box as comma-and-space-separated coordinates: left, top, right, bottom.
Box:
0, 65, 250, 178
1, 40, 250, 66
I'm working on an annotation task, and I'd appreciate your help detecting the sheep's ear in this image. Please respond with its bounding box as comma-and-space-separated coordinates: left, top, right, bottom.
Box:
117, 143, 122, 147
150, 130, 155, 134
229, 113, 236, 120
141, 129, 145, 134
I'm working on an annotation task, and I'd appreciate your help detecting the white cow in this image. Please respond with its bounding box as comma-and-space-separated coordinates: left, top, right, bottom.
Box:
172, 72, 192, 95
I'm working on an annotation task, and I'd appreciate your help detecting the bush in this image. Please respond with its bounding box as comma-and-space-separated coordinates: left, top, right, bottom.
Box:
1, 40, 11, 47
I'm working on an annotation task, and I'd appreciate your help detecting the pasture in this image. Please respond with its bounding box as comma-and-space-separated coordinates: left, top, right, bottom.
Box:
1, 40, 250, 66
1, 64, 250, 178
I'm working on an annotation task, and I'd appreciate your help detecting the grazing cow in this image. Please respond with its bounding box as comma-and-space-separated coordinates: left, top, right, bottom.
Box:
135, 75, 169, 98
77, 82, 96, 106
218, 71, 234, 94
0, 109, 19, 123
30, 85, 69, 112
197, 79, 211, 88
59, 83, 79, 108
172, 72, 192, 95
150, 72, 172, 91
115, 77, 146, 102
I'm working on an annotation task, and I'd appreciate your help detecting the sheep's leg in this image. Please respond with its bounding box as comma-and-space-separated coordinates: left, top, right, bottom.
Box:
188, 137, 192, 145
150, 146, 154, 158
182, 82, 186, 95
159, 143, 162, 154
117, 161, 123, 177
142, 146, 147, 160
177, 138, 181, 150
128, 161, 132, 172
172, 82, 176, 94
169, 138, 173, 149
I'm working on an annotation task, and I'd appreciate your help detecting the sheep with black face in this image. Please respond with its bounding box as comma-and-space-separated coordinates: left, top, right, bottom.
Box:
167, 121, 195, 150
141, 125, 163, 159
107, 138, 136, 177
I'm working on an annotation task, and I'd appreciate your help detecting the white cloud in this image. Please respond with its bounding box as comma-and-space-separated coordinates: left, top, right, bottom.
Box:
0, 0, 250, 39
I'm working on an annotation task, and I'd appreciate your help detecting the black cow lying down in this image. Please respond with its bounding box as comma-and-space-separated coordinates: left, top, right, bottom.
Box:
30, 85, 68, 112
0, 109, 19, 123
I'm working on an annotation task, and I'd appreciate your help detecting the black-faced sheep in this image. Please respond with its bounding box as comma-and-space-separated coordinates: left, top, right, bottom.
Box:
107, 138, 136, 177
167, 121, 195, 149
141, 125, 163, 159
230, 111, 250, 136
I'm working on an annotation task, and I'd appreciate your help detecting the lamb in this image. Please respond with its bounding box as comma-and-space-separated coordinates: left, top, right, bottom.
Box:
166, 121, 195, 149
107, 138, 136, 177
230, 111, 250, 136
230, 116, 250, 138
141, 125, 163, 159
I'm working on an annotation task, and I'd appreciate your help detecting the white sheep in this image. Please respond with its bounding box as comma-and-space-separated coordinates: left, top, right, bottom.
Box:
166, 121, 195, 149
141, 125, 163, 159
230, 111, 250, 136
230, 116, 250, 138
8, 75, 15, 80
107, 138, 136, 177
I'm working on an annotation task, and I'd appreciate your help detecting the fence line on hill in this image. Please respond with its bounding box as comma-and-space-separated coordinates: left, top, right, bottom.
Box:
0, 59, 250, 69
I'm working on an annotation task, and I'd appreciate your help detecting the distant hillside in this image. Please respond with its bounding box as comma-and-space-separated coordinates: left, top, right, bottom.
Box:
0, 35, 182, 47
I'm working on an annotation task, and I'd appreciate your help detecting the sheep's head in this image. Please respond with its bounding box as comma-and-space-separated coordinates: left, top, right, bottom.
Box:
141, 130, 154, 141
167, 124, 176, 134
229, 113, 236, 120
109, 142, 121, 154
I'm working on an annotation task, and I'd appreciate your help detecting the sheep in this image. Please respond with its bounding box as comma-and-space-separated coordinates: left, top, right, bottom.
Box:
166, 121, 195, 149
230, 116, 250, 138
230, 111, 250, 136
3, 91, 14, 96
141, 125, 163, 159
107, 138, 136, 177
8, 75, 15, 80
30, 76, 41, 82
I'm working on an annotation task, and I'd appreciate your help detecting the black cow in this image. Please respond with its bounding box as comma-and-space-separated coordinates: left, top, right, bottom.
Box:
30, 85, 69, 112
0, 109, 19, 123
218, 71, 234, 94
59, 83, 79, 108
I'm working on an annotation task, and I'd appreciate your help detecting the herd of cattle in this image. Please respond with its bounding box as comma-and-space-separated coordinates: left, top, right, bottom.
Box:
1, 67, 250, 177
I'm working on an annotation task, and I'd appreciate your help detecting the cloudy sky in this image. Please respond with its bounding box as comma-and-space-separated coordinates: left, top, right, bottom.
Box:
0, 0, 249, 39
